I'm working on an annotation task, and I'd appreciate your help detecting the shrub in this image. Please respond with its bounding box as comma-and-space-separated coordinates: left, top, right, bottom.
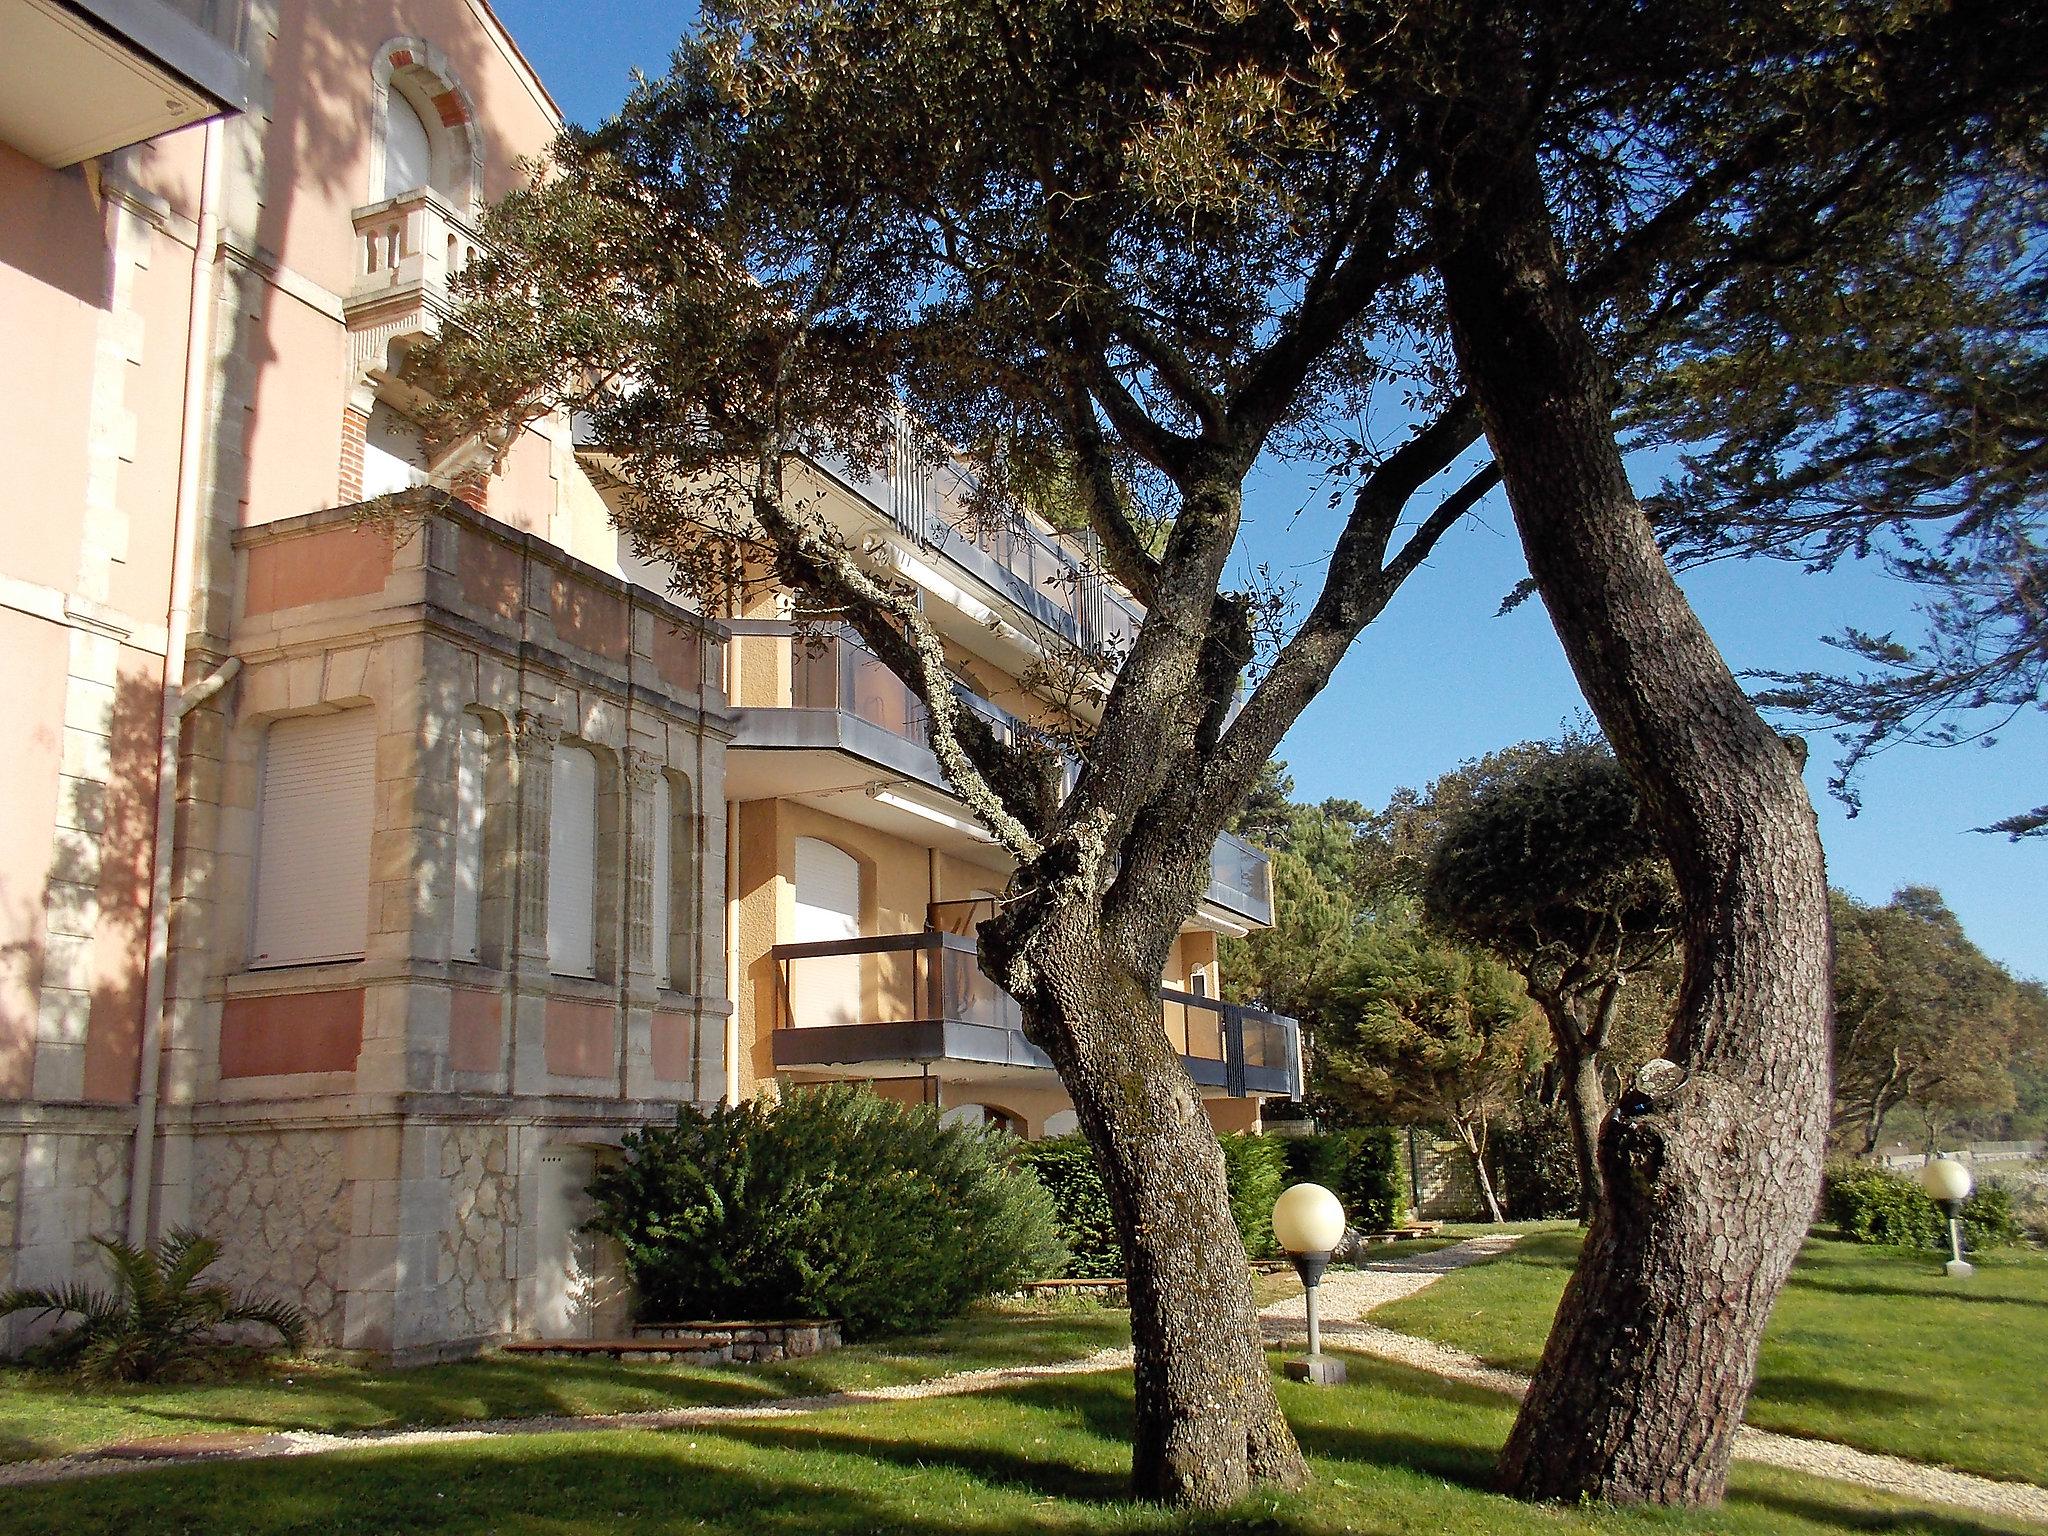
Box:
1220, 1134, 1288, 1257
0, 1231, 307, 1383
1278, 1130, 1407, 1230
1821, 1162, 2021, 1252
1490, 1111, 1582, 1220
587, 1085, 1065, 1338
1014, 1136, 1122, 1279
1020, 1129, 1397, 1273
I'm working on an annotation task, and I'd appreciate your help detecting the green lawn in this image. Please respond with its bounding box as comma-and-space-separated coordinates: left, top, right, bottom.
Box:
0, 1302, 1129, 1464
1375, 1229, 2048, 1486
2, 1351, 2031, 1536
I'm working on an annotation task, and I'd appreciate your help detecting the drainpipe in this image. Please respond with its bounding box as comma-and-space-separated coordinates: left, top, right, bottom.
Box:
127, 116, 226, 1247
724, 811, 741, 1105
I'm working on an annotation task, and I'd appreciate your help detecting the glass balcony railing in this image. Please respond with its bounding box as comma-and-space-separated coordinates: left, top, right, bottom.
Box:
818, 425, 1147, 656
771, 931, 1301, 1098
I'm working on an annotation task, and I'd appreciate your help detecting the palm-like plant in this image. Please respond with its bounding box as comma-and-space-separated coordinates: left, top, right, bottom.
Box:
0, 1230, 308, 1382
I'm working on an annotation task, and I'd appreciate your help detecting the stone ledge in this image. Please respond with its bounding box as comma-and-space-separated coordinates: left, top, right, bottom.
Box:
502, 1318, 842, 1365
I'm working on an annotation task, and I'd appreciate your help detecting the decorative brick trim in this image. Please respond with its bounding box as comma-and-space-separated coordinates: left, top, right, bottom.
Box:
339, 406, 368, 503
452, 469, 489, 513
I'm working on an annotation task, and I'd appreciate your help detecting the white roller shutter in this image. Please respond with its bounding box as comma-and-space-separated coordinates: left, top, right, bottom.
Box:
548, 745, 598, 977
250, 710, 375, 967
452, 716, 486, 961
650, 773, 672, 986
791, 837, 861, 1027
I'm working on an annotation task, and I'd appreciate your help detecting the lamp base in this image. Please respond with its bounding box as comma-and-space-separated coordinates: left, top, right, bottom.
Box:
1945, 1258, 1976, 1278
1284, 1355, 1346, 1386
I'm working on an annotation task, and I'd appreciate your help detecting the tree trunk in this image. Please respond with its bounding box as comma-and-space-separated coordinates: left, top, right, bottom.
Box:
985, 897, 1308, 1507
1456, 1118, 1507, 1223
1559, 1042, 1606, 1224
1429, 114, 1833, 1507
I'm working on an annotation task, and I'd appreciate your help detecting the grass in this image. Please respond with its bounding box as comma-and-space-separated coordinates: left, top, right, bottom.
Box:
2, 1349, 2033, 1536
1375, 1228, 2048, 1486
0, 1301, 1130, 1465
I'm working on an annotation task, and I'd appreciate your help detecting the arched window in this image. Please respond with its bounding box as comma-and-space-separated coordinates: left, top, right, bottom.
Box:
382, 89, 432, 199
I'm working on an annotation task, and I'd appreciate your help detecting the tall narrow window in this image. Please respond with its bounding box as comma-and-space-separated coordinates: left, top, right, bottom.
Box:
650, 773, 672, 987
251, 711, 375, 967
382, 91, 432, 199
452, 715, 487, 962
547, 745, 598, 977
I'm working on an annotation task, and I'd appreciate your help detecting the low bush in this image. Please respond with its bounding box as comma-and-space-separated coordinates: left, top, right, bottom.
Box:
1020, 1127, 1405, 1274
587, 1086, 1065, 1338
1490, 1111, 1582, 1220
1822, 1162, 2022, 1252
0, 1231, 306, 1383
1279, 1130, 1407, 1230
1221, 1134, 1288, 1257
1014, 1137, 1122, 1279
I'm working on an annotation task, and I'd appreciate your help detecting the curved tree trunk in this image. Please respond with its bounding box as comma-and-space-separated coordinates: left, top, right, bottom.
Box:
1429, 111, 1833, 1506
986, 898, 1308, 1507
1558, 1041, 1606, 1223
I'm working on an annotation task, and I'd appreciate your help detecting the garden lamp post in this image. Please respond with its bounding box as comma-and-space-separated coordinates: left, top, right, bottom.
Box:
1920, 1156, 1975, 1278
1273, 1182, 1347, 1385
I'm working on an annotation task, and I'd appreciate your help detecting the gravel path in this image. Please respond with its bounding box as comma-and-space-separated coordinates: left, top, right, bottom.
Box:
0, 1346, 1137, 1490
1260, 1235, 2048, 1529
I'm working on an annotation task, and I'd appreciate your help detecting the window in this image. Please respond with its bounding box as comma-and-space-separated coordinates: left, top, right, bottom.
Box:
382, 90, 432, 199
650, 773, 672, 987
547, 744, 599, 977
452, 715, 487, 962
251, 711, 375, 967
790, 836, 861, 1028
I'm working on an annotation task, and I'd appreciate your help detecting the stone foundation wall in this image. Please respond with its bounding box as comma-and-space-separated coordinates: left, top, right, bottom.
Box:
627, 1319, 841, 1363
0, 1123, 132, 1351
191, 1126, 351, 1343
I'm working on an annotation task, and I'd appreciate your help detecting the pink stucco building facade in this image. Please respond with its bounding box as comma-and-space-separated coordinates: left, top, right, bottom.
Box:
1, 0, 1294, 1359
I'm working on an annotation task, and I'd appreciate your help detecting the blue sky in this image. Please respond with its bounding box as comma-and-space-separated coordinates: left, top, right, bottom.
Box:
491, 0, 2045, 980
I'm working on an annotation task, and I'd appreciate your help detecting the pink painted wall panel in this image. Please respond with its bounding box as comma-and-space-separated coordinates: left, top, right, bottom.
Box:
447, 985, 501, 1073
0, 612, 72, 1097
219, 988, 365, 1077
543, 997, 613, 1079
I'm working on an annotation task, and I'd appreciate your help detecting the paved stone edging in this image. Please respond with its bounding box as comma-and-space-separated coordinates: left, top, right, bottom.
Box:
1257, 1234, 2048, 1529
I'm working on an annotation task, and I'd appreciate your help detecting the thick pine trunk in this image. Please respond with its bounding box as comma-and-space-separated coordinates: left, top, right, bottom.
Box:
985, 898, 1308, 1507
1430, 119, 1833, 1506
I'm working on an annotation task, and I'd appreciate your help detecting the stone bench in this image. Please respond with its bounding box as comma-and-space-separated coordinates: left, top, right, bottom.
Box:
502, 1318, 841, 1365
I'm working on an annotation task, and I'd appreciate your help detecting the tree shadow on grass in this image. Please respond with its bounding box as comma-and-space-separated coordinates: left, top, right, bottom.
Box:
1785, 1278, 2048, 1310
1750, 1372, 1939, 1419
1730, 1482, 2036, 1536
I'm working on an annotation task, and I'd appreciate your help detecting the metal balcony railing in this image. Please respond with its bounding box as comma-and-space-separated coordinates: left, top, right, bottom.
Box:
771, 930, 1301, 1099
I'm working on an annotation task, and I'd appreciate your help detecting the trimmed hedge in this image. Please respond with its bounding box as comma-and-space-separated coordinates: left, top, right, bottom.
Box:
1821, 1162, 2022, 1252
1490, 1112, 1582, 1220
1221, 1134, 1288, 1257
587, 1085, 1066, 1338
1019, 1127, 1406, 1275
1013, 1136, 1123, 1279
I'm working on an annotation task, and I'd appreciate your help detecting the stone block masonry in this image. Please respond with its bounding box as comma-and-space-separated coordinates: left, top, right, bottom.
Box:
502, 1319, 842, 1365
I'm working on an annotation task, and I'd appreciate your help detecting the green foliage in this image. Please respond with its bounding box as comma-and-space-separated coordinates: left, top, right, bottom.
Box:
1830, 887, 2032, 1153
1013, 1137, 1122, 1280
0, 1231, 306, 1384
1488, 1112, 1583, 1220
1019, 1131, 1350, 1272
586, 1086, 1065, 1338
1277, 1130, 1405, 1231
1219, 1134, 1288, 1258
1820, 1162, 2021, 1252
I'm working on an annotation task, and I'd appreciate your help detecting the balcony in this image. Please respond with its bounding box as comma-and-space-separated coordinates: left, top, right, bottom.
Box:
0, 0, 247, 167
1205, 830, 1274, 927
817, 423, 1147, 657
344, 189, 485, 396
770, 931, 1301, 1100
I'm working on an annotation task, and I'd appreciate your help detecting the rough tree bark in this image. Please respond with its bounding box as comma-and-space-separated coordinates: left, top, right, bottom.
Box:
984, 888, 1308, 1504
1427, 93, 1834, 1507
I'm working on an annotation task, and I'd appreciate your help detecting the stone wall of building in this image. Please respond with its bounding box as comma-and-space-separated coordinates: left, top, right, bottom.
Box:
191, 1125, 351, 1344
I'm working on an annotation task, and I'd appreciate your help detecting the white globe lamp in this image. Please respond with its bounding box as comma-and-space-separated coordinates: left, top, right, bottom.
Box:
1920, 1157, 1976, 1277
1273, 1182, 1347, 1385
